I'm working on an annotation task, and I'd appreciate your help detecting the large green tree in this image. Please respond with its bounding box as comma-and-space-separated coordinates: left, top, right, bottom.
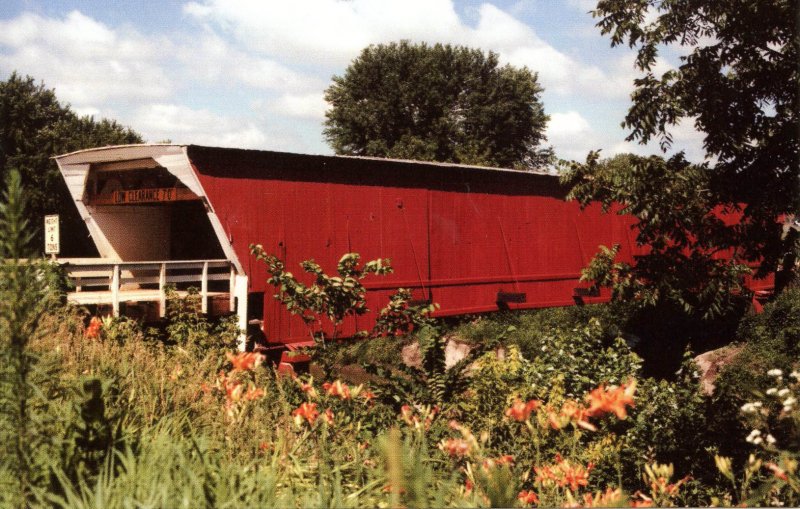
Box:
323, 41, 552, 169
564, 0, 799, 312
0, 72, 142, 256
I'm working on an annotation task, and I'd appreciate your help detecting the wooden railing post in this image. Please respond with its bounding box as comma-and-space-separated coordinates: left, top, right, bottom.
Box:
229, 265, 236, 312
201, 261, 209, 314
111, 264, 120, 317
159, 262, 167, 318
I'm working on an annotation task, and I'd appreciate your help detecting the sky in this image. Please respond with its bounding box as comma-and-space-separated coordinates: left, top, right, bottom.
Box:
0, 0, 707, 164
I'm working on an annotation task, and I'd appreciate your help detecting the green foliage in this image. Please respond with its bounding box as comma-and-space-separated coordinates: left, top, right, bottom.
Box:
621, 356, 716, 491
591, 0, 799, 287
373, 288, 438, 337
251, 246, 393, 345
0, 73, 142, 256
562, 152, 752, 320
58, 378, 126, 486
710, 288, 800, 462
323, 41, 552, 169
363, 323, 479, 409
164, 286, 240, 353
0, 169, 68, 506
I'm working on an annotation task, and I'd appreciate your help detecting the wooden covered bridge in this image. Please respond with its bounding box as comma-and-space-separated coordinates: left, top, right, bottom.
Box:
54, 144, 772, 351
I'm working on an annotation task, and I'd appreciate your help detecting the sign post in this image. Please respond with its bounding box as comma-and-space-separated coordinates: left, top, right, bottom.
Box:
44, 214, 59, 259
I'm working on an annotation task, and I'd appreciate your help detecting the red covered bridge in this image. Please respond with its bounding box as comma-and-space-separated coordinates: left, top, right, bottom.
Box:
53, 144, 769, 350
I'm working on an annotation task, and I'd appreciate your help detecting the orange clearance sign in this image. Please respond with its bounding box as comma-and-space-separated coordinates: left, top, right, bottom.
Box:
92, 187, 198, 205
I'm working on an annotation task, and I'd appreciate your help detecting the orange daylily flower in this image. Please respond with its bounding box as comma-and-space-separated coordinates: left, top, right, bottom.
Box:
505, 398, 541, 421
535, 456, 593, 492
322, 380, 351, 399
225, 379, 244, 403
85, 317, 102, 339
292, 402, 320, 425
382, 484, 407, 494
482, 455, 515, 471
535, 464, 558, 485
297, 380, 318, 399
630, 492, 654, 507
561, 400, 597, 432
401, 405, 436, 430
562, 462, 593, 492
244, 386, 265, 401
542, 401, 597, 431
766, 462, 789, 481
323, 408, 335, 425
464, 478, 474, 495
582, 488, 624, 507
226, 351, 265, 372
439, 438, 471, 458
518, 489, 539, 505
585, 379, 637, 420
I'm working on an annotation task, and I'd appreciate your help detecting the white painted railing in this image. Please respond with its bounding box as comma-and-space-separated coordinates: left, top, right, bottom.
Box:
59, 258, 235, 317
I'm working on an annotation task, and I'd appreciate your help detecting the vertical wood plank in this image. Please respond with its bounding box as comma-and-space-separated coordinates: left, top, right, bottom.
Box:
201, 261, 209, 314
229, 264, 236, 312
159, 262, 166, 318
111, 264, 120, 317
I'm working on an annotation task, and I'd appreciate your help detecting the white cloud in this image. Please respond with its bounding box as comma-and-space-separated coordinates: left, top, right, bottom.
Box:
546, 111, 594, 161
269, 92, 328, 120
184, 0, 634, 99
0, 11, 173, 107
548, 111, 591, 137
0, 4, 685, 161
462, 5, 635, 99
568, 0, 596, 13
174, 33, 322, 92
183, 0, 465, 69
128, 103, 276, 149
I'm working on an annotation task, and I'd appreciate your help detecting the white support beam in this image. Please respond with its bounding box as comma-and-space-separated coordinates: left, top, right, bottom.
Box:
201, 261, 209, 314
229, 266, 236, 312
111, 264, 120, 317
159, 262, 166, 318
234, 274, 248, 351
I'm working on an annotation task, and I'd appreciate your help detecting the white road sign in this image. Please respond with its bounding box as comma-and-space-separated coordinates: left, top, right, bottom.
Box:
45, 215, 60, 254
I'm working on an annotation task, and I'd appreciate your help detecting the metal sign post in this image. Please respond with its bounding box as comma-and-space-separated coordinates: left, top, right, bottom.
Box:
44, 214, 59, 259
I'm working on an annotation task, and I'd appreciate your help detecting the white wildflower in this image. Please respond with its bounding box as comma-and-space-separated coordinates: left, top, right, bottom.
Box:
777, 388, 790, 397
783, 397, 796, 407
741, 402, 763, 413
766, 434, 777, 445
766, 388, 778, 395
767, 369, 783, 377
745, 429, 762, 443
790, 371, 800, 380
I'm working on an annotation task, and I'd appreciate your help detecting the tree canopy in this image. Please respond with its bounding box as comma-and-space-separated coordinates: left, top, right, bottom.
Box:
323, 41, 551, 170
0, 72, 142, 255
594, 0, 798, 283
563, 0, 799, 315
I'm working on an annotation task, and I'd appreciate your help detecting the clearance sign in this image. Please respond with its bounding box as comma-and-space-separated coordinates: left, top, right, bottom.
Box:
114, 188, 178, 204
92, 187, 198, 205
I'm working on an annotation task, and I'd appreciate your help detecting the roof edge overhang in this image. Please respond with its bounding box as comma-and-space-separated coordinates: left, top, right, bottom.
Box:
53, 144, 244, 274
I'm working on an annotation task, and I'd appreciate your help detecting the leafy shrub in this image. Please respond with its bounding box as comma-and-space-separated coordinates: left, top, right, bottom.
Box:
709, 288, 800, 462
164, 286, 239, 353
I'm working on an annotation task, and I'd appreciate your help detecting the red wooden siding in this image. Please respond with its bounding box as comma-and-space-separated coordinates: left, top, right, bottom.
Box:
183, 146, 672, 345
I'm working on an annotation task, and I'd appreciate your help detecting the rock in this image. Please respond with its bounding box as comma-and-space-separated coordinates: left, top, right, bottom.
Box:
694, 345, 744, 396
401, 342, 422, 369
401, 338, 475, 370
445, 340, 473, 369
